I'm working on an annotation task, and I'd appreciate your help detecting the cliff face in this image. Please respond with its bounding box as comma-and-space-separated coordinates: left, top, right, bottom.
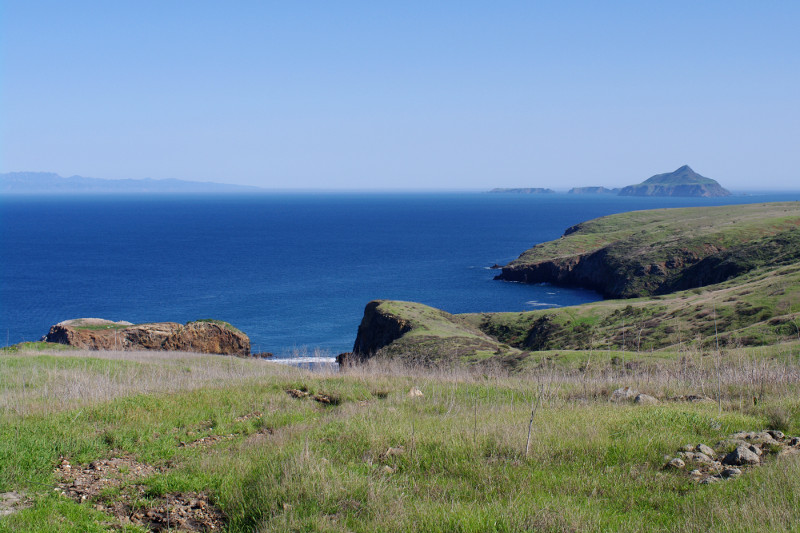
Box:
496, 245, 737, 298
496, 203, 800, 299
43, 319, 250, 355
352, 301, 412, 356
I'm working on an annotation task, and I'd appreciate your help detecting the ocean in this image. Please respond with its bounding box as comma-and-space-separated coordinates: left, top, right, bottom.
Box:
2, 191, 797, 357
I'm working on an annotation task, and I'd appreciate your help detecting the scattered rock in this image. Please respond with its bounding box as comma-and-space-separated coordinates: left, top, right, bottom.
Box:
611, 387, 638, 401
720, 468, 742, 479
722, 445, 761, 466
234, 411, 262, 423
767, 430, 785, 440
381, 446, 406, 458
679, 451, 714, 465
408, 387, 424, 398
286, 389, 309, 399
666, 458, 685, 469
671, 394, 713, 403
634, 393, 659, 405
668, 430, 800, 484
55, 454, 225, 531
313, 394, 335, 405
696, 444, 716, 458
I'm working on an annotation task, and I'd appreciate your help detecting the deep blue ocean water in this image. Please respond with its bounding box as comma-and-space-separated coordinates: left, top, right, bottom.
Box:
2, 192, 798, 356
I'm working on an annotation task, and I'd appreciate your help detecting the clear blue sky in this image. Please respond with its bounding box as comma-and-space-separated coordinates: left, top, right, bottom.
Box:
2, 1, 798, 190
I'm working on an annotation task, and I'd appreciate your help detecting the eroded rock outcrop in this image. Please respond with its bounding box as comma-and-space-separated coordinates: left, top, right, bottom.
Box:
43, 318, 250, 356
352, 302, 413, 357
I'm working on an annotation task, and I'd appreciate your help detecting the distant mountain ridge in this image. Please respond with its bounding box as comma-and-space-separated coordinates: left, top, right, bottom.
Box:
0, 172, 264, 194
618, 165, 731, 197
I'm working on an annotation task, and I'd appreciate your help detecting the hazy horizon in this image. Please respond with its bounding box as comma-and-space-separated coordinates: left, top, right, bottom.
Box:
2, 2, 798, 190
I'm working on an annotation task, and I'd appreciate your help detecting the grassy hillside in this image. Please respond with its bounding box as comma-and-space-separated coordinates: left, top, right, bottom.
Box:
1, 346, 800, 532
467, 263, 800, 353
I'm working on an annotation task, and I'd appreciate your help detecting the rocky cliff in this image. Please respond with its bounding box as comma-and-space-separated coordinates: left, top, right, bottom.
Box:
496, 203, 800, 298
350, 300, 521, 365
43, 318, 250, 356
352, 301, 413, 356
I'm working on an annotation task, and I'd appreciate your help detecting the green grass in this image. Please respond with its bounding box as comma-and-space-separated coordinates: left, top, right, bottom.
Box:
2, 346, 800, 531
1, 342, 78, 354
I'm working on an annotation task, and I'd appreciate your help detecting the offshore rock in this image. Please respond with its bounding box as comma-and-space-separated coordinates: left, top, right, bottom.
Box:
43, 318, 250, 356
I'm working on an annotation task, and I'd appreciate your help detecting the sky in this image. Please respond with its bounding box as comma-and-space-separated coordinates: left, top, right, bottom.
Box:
1, 1, 798, 190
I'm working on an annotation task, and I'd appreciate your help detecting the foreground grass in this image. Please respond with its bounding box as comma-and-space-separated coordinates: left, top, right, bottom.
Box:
1, 347, 800, 532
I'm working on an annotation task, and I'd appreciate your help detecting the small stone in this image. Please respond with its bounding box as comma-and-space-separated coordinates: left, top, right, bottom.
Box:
722, 445, 760, 466
689, 469, 703, 477
767, 430, 785, 440
408, 387, 424, 398
720, 468, 742, 479
696, 444, 716, 458
700, 476, 719, 484
693, 452, 714, 464
666, 458, 685, 469
789, 437, 800, 447
384, 446, 405, 457
748, 444, 762, 456
612, 387, 638, 401
634, 393, 659, 405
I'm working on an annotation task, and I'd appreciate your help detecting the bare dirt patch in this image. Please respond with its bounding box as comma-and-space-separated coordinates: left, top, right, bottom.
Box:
55, 454, 225, 532
0, 491, 31, 517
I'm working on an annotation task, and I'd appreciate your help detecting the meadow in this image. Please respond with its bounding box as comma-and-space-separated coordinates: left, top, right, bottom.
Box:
1, 342, 799, 532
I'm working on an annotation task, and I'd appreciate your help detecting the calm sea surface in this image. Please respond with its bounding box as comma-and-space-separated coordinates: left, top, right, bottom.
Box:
1, 192, 797, 356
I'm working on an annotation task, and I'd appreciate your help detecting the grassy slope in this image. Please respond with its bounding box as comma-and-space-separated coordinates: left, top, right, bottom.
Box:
464, 262, 800, 353
508, 202, 800, 267
366, 300, 523, 364
2, 347, 800, 532
362, 261, 800, 366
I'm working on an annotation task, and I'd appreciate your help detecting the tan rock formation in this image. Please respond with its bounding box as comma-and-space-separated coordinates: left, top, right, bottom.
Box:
43, 319, 250, 356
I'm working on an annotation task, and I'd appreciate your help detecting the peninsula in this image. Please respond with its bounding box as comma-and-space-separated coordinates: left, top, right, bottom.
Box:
346, 202, 800, 363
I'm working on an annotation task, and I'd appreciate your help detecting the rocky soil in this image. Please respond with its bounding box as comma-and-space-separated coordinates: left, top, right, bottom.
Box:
664, 430, 800, 484
55, 455, 225, 532
43, 318, 250, 356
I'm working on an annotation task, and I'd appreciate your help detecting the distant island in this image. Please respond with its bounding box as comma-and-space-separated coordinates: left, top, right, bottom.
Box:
618, 165, 731, 197
568, 186, 620, 194
0, 172, 264, 194
489, 187, 554, 194
491, 165, 732, 198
